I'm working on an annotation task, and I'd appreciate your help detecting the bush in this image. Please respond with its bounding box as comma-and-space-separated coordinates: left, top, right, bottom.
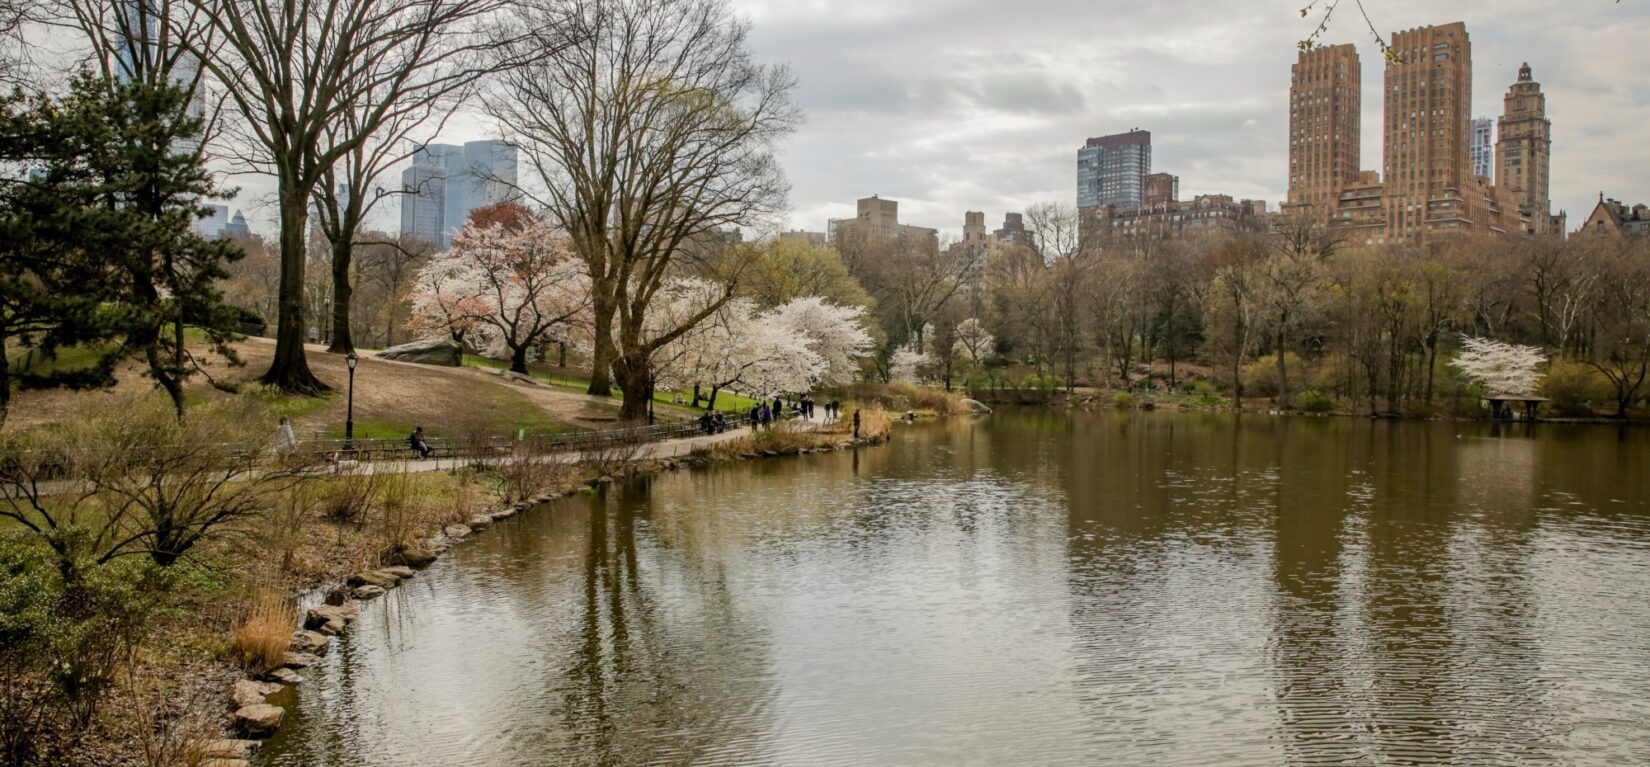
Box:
229, 593, 296, 672
1542, 359, 1609, 417
1112, 391, 1134, 409
1241, 353, 1304, 398
1295, 389, 1337, 413
0, 535, 167, 765
837, 382, 969, 415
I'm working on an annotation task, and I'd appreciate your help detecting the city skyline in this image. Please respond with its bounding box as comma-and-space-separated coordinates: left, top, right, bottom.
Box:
209, 0, 1647, 242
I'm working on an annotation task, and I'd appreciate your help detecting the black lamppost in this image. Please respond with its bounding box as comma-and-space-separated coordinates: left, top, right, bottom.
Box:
344, 352, 359, 450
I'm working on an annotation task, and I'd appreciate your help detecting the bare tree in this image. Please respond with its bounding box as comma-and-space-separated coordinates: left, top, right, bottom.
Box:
310, 11, 526, 355
184, 0, 514, 393
490, 0, 798, 418
1261, 213, 1339, 409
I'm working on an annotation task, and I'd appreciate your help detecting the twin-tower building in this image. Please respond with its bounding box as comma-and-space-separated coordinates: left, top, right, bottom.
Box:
1287, 22, 1559, 244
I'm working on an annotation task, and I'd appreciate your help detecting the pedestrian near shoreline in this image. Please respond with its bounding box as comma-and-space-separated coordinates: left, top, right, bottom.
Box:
274, 416, 297, 456
852, 408, 861, 439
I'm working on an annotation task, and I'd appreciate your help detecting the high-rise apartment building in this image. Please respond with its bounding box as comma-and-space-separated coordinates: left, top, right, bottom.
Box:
1286, 44, 1361, 215
1381, 22, 1472, 242
1497, 63, 1552, 234
1077, 130, 1151, 209
1470, 117, 1494, 178
963, 211, 988, 242
399, 140, 519, 249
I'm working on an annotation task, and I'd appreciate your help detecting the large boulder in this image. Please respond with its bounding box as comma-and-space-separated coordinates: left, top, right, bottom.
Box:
233, 704, 285, 738
289, 630, 330, 655
960, 398, 993, 414
231, 680, 281, 710
346, 570, 400, 589
377, 336, 462, 367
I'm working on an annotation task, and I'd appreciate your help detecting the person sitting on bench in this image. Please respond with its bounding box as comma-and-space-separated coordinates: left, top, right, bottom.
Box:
409, 426, 434, 459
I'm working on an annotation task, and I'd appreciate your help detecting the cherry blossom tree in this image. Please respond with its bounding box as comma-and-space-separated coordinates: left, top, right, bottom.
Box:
1450, 336, 1546, 396
767, 297, 874, 386
650, 279, 824, 409
952, 317, 995, 368
408, 213, 589, 373
890, 343, 931, 384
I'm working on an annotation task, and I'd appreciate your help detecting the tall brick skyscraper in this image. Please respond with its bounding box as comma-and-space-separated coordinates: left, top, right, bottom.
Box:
1381, 23, 1472, 242
1286, 44, 1360, 215
1497, 63, 1552, 234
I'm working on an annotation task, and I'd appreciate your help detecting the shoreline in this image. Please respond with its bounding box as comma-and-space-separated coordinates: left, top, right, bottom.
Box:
208, 417, 894, 762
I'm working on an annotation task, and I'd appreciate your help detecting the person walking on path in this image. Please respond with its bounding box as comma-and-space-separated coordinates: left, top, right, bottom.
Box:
274, 416, 297, 456
749, 402, 762, 430
408, 427, 434, 459
852, 408, 861, 439
772, 396, 784, 421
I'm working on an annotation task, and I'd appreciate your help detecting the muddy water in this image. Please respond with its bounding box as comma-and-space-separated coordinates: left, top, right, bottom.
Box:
258, 410, 1650, 765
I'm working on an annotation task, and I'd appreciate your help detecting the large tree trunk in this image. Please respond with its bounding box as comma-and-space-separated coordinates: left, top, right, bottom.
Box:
586, 289, 614, 397
509, 343, 530, 375
327, 236, 354, 353
262, 186, 328, 394
611, 352, 650, 421
0, 340, 11, 431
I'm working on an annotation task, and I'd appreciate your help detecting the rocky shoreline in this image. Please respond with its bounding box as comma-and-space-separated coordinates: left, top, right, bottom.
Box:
212, 425, 892, 761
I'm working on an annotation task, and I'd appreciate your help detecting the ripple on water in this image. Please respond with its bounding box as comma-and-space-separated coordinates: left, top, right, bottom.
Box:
258, 413, 1650, 766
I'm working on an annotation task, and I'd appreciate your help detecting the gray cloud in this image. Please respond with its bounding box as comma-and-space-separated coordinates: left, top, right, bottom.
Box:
733, 0, 1650, 234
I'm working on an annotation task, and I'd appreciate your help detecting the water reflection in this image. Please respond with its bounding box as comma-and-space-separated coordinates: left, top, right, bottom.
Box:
261, 410, 1650, 766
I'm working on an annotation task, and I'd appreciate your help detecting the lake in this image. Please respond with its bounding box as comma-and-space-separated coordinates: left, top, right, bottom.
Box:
257, 409, 1650, 765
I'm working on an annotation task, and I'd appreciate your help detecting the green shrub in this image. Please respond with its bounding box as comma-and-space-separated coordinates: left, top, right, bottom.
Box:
1112, 391, 1134, 409
1295, 389, 1336, 413
1241, 353, 1304, 398
0, 534, 168, 765
1542, 358, 1608, 417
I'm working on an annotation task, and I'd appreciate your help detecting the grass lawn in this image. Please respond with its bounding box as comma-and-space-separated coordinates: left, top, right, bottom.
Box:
462, 355, 764, 416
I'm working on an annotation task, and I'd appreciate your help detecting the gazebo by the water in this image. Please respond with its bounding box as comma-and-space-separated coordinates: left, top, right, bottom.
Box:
1483, 393, 1549, 421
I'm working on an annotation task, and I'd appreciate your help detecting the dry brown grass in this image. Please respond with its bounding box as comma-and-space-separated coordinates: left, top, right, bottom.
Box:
838, 382, 970, 415
229, 594, 296, 673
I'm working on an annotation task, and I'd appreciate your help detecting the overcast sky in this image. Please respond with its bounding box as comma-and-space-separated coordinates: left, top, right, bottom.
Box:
241, 0, 1650, 239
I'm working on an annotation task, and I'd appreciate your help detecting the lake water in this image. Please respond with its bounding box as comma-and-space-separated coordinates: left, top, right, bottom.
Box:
257, 409, 1650, 766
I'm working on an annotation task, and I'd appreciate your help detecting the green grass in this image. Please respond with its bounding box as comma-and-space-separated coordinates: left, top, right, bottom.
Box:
461, 354, 763, 416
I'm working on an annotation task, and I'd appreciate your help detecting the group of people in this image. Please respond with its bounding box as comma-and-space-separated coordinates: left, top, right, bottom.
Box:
696, 410, 731, 435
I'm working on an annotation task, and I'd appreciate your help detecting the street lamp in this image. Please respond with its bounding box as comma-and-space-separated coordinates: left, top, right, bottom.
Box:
344, 352, 359, 451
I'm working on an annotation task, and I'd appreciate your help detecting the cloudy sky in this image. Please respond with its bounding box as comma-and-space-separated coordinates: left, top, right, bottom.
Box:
219, 0, 1648, 239
719, 0, 1650, 237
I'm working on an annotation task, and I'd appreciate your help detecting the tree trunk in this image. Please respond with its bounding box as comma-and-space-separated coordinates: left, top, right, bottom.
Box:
707, 386, 720, 412
612, 352, 650, 421
327, 236, 354, 353
0, 340, 11, 431
262, 187, 328, 394
558, 341, 567, 368
509, 343, 530, 375
1276, 324, 1292, 410
586, 289, 614, 396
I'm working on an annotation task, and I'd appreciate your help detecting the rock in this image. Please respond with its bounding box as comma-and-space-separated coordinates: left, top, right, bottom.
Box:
503, 370, 540, 386
379, 565, 416, 580
530, 494, 551, 504
352, 585, 385, 599
346, 570, 399, 589
468, 515, 493, 530
289, 630, 330, 655
201, 739, 261, 760
488, 508, 516, 522
263, 667, 304, 685
305, 604, 360, 632
961, 398, 993, 414
202, 760, 251, 767
231, 680, 281, 709
376, 336, 462, 367
280, 652, 321, 669
387, 547, 438, 568
443, 524, 471, 539
233, 704, 285, 738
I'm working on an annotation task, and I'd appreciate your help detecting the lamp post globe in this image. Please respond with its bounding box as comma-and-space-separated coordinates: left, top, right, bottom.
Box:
345, 352, 359, 450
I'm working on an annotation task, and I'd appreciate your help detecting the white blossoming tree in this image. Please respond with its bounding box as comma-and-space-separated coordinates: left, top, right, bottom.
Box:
408, 211, 591, 374
1451, 336, 1546, 396
952, 317, 995, 368
890, 342, 931, 384
767, 297, 875, 386
650, 280, 826, 409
